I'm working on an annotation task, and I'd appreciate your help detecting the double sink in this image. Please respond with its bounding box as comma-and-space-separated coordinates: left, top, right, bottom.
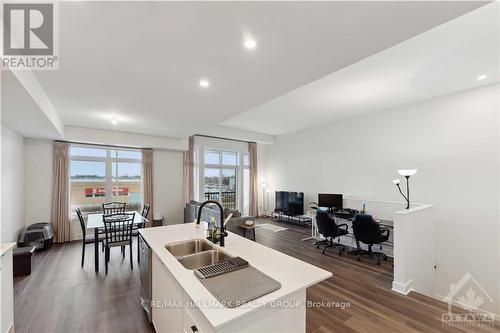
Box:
165, 239, 232, 270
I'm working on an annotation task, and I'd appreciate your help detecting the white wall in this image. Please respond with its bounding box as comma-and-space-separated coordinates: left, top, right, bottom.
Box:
263, 84, 500, 314
153, 149, 184, 224
23, 139, 186, 236
24, 139, 53, 227
64, 126, 187, 151
1, 125, 25, 243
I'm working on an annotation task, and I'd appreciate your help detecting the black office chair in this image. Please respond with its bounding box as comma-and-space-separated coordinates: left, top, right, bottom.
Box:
351, 214, 390, 265
103, 212, 135, 274
315, 210, 348, 255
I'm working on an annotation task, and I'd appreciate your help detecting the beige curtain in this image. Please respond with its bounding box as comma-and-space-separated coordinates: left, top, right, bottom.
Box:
249, 142, 258, 216
142, 149, 154, 223
183, 136, 195, 205
51, 142, 70, 243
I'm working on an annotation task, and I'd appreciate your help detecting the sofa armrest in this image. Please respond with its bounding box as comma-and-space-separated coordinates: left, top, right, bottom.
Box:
229, 216, 255, 224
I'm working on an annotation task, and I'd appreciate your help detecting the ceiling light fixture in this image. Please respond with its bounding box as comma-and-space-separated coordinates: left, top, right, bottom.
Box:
199, 79, 210, 88
111, 115, 118, 125
477, 74, 487, 81
244, 39, 257, 49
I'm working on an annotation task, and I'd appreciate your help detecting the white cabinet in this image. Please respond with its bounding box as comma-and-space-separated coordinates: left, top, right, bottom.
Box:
1, 244, 15, 333
152, 252, 308, 333
183, 308, 203, 333
152, 253, 212, 333
152, 254, 183, 333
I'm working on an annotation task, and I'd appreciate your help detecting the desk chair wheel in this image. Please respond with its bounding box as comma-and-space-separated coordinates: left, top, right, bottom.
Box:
377, 259, 381, 265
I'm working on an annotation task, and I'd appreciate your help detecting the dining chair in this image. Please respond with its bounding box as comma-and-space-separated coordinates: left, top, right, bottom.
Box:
102, 202, 126, 215
133, 204, 150, 262
103, 212, 135, 274
76, 208, 105, 267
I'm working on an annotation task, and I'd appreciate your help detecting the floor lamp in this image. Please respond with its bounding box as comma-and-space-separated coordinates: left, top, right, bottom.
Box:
261, 179, 267, 216
393, 169, 418, 209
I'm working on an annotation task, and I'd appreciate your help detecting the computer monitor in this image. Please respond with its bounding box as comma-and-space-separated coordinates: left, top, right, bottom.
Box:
318, 193, 343, 210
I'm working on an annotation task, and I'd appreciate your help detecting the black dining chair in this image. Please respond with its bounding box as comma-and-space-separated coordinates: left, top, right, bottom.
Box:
102, 202, 126, 215
76, 208, 105, 267
133, 204, 150, 262
141, 204, 151, 221
103, 212, 135, 274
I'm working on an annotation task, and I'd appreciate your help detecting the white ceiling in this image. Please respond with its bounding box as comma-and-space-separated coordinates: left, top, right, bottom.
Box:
18, 1, 488, 139
223, 2, 500, 135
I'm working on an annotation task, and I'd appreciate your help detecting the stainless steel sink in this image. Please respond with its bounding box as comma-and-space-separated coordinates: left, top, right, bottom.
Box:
165, 239, 215, 257
178, 250, 232, 270
165, 239, 232, 270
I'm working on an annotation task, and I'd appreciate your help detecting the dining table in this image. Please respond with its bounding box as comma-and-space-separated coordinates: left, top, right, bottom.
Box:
86, 211, 149, 272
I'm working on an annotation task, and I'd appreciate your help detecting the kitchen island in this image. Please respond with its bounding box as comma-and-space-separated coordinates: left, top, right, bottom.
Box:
139, 223, 332, 333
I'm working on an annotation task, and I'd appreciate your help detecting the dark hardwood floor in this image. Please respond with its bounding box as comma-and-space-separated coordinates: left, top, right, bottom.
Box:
14, 240, 153, 333
14, 219, 499, 333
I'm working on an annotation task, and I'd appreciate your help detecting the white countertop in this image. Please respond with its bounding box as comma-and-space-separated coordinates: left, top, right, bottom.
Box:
0, 243, 16, 257
140, 223, 332, 329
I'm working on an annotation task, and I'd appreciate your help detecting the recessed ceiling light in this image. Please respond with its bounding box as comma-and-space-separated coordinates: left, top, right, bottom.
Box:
111, 115, 118, 125
244, 39, 257, 49
199, 79, 210, 88
477, 74, 487, 81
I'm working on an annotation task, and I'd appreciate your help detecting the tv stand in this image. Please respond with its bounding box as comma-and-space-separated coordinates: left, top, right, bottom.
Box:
273, 211, 312, 227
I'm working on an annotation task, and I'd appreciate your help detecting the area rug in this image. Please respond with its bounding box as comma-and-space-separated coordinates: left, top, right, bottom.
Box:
256, 223, 288, 232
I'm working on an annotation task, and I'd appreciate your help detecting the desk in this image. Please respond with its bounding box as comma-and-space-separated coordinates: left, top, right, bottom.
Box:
336, 216, 393, 243
87, 211, 148, 272
306, 213, 394, 257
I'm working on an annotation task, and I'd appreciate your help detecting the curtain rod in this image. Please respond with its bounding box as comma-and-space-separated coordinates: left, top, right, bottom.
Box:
194, 134, 255, 144
54, 140, 152, 150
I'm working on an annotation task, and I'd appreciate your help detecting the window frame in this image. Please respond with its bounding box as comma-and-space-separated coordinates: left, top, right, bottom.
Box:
69, 144, 143, 210
202, 148, 239, 209
195, 139, 250, 213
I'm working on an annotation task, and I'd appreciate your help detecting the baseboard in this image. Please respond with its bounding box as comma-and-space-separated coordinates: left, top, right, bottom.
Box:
392, 280, 414, 295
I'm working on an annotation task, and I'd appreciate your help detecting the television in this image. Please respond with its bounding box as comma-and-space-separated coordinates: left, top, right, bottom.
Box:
275, 191, 304, 216
318, 193, 343, 210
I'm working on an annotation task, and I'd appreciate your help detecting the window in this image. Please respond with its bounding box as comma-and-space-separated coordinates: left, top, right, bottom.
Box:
222, 151, 237, 166
70, 145, 142, 212
70, 157, 107, 210
112, 161, 142, 203
200, 149, 239, 210
194, 141, 251, 213
204, 150, 220, 164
